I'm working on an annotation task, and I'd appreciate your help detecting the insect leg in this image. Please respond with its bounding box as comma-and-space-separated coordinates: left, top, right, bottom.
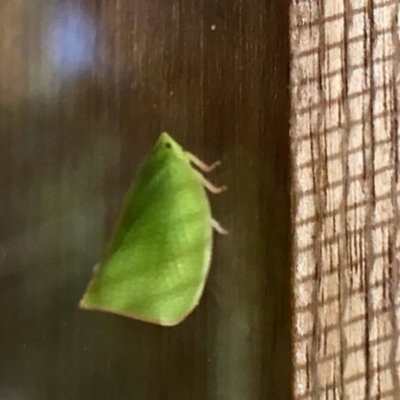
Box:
92, 263, 100, 274
199, 174, 228, 194
186, 151, 221, 172
211, 219, 229, 235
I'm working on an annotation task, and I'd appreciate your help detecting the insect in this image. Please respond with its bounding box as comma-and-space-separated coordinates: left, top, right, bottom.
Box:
79, 132, 227, 326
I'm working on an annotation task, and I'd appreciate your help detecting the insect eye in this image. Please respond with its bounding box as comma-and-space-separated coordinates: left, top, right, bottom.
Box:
165, 142, 172, 149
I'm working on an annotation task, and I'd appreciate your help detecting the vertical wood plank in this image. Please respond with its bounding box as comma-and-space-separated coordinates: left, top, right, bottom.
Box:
291, 0, 400, 398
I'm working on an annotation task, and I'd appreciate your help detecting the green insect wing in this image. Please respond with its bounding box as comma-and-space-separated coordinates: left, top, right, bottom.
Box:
79, 132, 227, 326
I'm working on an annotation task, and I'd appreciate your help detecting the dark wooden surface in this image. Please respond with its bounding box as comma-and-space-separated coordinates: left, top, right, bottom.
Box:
0, 0, 291, 399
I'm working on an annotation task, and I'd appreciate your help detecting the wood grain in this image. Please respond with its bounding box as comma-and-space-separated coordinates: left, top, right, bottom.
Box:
291, 0, 400, 398
0, 0, 291, 399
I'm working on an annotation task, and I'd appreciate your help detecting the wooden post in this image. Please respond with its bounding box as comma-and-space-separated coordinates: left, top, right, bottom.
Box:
291, 0, 400, 398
